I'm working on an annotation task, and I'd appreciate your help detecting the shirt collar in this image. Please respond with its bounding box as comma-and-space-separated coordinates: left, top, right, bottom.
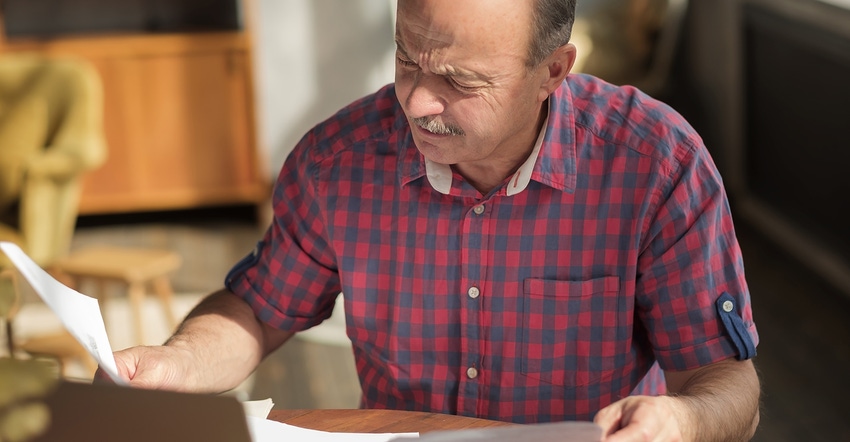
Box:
530, 80, 577, 194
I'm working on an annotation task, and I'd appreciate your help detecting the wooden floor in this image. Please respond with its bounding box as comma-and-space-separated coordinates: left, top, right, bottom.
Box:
67, 205, 850, 440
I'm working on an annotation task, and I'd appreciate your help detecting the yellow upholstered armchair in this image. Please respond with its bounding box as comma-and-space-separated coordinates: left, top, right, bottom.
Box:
0, 53, 107, 269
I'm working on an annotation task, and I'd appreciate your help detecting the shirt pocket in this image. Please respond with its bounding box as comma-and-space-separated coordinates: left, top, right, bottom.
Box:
521, 275, 624, 387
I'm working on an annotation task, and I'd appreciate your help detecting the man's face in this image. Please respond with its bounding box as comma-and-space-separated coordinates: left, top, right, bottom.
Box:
394, 0, 550, 169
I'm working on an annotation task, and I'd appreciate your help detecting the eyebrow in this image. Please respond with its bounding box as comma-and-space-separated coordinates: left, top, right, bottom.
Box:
394, 38, 483, 81
394, 38, 418, 65
394, 38, 407, 55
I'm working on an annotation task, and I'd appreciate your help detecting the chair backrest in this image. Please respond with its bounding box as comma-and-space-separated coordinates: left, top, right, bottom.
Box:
0, 54, 107, 268
0, 54, 105, 152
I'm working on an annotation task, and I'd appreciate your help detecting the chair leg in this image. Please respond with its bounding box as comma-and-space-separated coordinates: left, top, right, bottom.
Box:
96, 278, 109, 321
127, 281, 146, 345
5, 320, 14, 356
1, 268, 19, 356
151, 276, 178, 331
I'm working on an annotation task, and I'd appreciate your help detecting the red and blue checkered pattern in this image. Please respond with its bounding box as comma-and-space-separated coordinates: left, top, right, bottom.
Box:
226, 74, 758, 424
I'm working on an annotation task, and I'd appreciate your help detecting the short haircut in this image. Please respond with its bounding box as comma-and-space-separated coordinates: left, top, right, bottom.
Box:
528, 0, 577, 67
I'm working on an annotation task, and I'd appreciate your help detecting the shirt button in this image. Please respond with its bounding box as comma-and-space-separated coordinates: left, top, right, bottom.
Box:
467, 286, 480, 299
473, 205, 485, 215
722, 300, 734, 313
466, 366, 478, 379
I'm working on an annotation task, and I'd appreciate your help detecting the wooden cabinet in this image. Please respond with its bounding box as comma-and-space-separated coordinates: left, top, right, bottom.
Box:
0, 29, 269, 214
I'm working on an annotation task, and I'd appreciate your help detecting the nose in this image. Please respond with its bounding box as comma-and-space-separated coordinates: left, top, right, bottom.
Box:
404, 71, 446, 119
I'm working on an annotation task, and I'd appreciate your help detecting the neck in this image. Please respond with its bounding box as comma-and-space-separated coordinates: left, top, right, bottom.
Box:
454, 161, 522, 195
455, 101, 547, 195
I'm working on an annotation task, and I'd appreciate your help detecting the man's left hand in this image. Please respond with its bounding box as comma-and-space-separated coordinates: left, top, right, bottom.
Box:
593, 395, 687, 442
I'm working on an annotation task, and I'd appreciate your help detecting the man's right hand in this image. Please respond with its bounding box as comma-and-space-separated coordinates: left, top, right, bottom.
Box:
96, 345, 200, 392
94, 289, 294, 393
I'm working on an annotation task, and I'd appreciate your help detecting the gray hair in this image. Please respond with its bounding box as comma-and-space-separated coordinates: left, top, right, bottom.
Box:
528, 0, 577, 67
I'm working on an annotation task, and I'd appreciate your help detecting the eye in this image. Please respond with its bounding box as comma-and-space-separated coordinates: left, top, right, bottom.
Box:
396, 54, 417, 68
449, 77, 479, 93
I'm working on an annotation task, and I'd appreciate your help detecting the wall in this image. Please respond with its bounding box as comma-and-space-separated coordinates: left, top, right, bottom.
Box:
676, 0, 850, 297
249, 0, 397, 179
670, 0, 744, 193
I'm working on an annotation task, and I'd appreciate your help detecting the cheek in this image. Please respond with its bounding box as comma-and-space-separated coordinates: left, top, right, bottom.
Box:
394, 71, 411, 108
395, 74, 410, 107
455, 96, 504, 135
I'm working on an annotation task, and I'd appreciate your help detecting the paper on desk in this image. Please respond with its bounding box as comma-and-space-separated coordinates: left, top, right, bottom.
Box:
246, 415, 418, 442
390, 421, 600, 442
0, 242, 126, 385
242, 398, 275, 419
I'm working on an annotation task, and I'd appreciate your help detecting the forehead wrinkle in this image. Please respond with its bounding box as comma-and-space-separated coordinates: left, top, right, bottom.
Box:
396, 12, 460, 70
396, 5, 510, 83
397, 28, 485, 81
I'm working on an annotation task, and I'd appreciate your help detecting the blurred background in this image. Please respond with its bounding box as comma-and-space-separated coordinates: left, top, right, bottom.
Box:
0, 0, 848, 440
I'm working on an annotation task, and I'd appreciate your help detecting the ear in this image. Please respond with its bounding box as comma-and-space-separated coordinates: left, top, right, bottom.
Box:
537, 43, 577, 101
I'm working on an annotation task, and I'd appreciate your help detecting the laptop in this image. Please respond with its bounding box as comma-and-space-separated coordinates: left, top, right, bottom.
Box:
33, 380, 253, 442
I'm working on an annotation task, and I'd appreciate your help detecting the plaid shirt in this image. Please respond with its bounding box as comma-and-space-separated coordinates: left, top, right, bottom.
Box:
226, 74, 758, 424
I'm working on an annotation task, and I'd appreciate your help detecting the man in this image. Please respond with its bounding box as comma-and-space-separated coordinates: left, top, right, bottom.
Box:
106, 0, 760, 440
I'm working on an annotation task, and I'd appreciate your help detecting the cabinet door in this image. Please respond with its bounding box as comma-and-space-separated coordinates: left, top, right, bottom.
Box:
79, 49, 266, 214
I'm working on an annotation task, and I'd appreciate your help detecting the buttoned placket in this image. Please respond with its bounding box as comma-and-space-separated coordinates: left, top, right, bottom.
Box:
457, 199, 490, 416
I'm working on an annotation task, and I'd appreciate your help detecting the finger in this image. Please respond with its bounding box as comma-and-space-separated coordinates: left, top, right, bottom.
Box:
603, 421, 653, 442
594, 401, 625, 437
604, 398, 676, 442
93, 349, 140, 386
123, 353, 173, 390
125, 368, 164, 390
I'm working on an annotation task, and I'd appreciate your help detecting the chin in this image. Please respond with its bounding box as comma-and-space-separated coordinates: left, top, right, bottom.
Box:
413, 137, 449, 163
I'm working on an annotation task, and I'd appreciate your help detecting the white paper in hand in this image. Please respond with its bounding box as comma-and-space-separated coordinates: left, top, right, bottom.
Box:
0, 242, 126, 385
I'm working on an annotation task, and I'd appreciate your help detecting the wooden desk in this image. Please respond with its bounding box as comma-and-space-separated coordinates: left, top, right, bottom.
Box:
268, 409, 516, 434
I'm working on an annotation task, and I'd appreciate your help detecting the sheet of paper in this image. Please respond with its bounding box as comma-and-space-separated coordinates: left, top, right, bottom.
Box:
242, 398, 275, 419
0, 241, 126, 385
246, 416, 418, 442
389, 421, 600, 442
817, 0, 850, 10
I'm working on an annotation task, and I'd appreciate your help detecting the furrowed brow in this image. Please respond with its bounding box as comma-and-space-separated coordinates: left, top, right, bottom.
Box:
394, 37, 485, 82
394, 38, 411, 58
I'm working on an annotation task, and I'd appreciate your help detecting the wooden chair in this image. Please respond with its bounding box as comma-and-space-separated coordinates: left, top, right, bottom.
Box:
0, 53, 106, 379
0, 53, 107, 271
53, 246, 182, 345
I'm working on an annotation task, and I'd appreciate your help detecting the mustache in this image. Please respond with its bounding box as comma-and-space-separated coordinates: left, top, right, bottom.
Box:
411, 117, 465, 136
